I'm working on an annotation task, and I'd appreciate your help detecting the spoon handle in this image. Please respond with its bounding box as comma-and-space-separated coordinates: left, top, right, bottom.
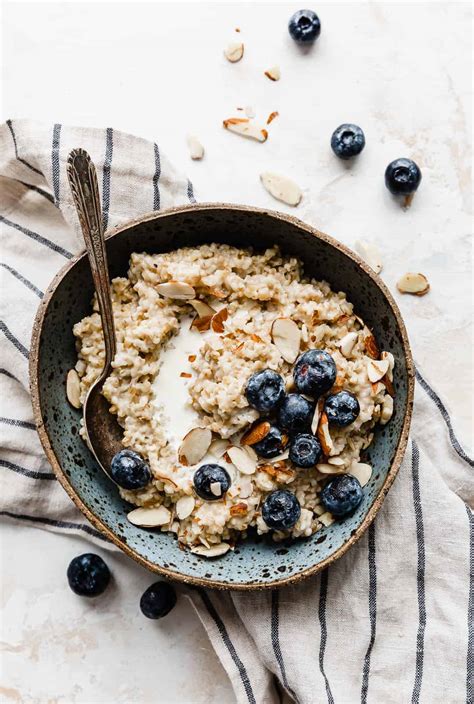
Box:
66, 148, 116, 369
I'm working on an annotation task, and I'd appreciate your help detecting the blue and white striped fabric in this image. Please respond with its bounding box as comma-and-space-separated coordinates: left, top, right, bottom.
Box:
1, 119, 472, 704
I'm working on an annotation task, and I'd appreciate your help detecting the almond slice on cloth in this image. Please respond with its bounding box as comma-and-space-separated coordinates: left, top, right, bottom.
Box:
178, 427, 212, 466
188, 298, 216, 318
127, 506, 171, 527
349, 462, 372, 487
271, 317, 301, 362
339, 331, 358, 358
264, 66, 280, 81
176, 495, 196, 520
367, 358, 390, 383
355, 240, 383, 274
223, 118, 268, 142
397, 272, 430, 296
224, 42, 244, 63
311, 398, 324, 435
317, 412, 333, 455
260, 172, 302, 206
191, 543, 231, 558
241, 420, 271, 446
66, 369, 81, 409
156, 281, 195, 299
227, 446, 257, 475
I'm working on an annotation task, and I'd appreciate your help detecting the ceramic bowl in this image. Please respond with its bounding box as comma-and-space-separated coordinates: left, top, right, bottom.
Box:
30, 203, 414, 590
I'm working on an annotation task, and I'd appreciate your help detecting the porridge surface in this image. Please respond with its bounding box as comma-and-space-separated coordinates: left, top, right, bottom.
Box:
73, 244, 394, 554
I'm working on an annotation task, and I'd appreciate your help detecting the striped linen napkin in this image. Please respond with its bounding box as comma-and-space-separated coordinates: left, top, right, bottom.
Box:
1, 119, 472, 704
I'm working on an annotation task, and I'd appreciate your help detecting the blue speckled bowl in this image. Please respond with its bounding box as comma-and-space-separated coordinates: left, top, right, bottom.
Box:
30, 204, 414, 590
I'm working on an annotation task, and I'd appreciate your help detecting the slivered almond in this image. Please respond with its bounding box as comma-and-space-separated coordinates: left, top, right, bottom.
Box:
311, 399, 325, 435
397, 272, 430, 296
267, 111, 279, 124
223, 118, 268, 142
241, 420, 271, 446
191, 543, 231, 558
180, 372, 192, 378
339, 331, 358, 358
349, 462, 372, 487
230, 502, 248, 516
317, 412, 333, 455
127, 506, 171, 527
355, 240, 383, 274
316, 463, 345, 475
260, 172, 302, 206
176, 495, 195, 520
264, 65, 280, 81
156, 281, 195, 299
66, 369, 81, 409
380, 394, 394, 425
367, 358, 390, 383
210, 481, 223, 497
271, 317, 301, 362
186, 134, 204, 160
364, 333, 380, 360
191, 315, 212, 332
189, 299, 216, 318
188, 354, 196, 362
209, 438, 228, 458
178, 427, 212, 466
211, 308, 228, 333
227, 446, 257, 475
224, 41, 244, 62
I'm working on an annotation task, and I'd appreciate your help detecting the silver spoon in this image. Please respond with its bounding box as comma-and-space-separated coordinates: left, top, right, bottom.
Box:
67, 148, 123, 480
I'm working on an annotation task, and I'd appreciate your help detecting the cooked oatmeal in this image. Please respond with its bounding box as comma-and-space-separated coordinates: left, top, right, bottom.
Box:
72, 244, 394, 555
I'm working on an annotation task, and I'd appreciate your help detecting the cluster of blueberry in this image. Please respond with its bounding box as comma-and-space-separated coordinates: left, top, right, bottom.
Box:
67, 553, 177, 618
288, 9, 422, 200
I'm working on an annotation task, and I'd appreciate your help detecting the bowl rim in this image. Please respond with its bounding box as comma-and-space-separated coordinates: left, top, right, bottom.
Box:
29, 202, 415, 590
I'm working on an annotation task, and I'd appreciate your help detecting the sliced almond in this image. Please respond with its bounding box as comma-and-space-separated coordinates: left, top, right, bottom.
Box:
311, 398, 325, 435
267, 111, 279, 124
191, 315, 212, 332
267, 449, 290, 463
176, 495, 196, 520
127, 506, 171, 527
349, 462, 372, 487
382, 375, 395, 397
355, 240, 383, 274
224, 41, 244, 63
66, 369, 81, 409
260, 172, 302, 206
264, 65, 280, 81
327, 456, 345, 467
186, 135, 204, 160
271, 317, 301, 362
178, 427, 212, 466
367, 358, 390, 383
223, 118, 268, 142
381, 351, 395, 381
241, 420, 271, 446
242, 445, 258, 462
380, 394, 394, 425
316, 463, 345, 475
319, 511, 335, 527
211, 307, 228, 333
191, 543, 231, 558
397, 272, 430, 296
230, 502, 248, 516
364, 332, 380, 360
317, 412, 333, 455
209, 438, 228, 458
156, 281, 195, 300
210, 481, 223, 497
227, 446, 257, 475
339, 331, 358, 358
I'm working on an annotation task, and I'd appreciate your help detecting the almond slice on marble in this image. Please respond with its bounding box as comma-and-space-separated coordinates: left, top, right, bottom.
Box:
355, 240, 383, 274
319, 511, 335, 527
223, 118, 268, 142
127, 506, 171, 527
316, 463, 345, 475
364, 332, 380, 360
264, 65, 280, 81
241, 420, 271, 446
186, 135, 204, 160
211, 307, 228, 333
260, 172, 302, 206
397, 272, 430, 296
367, 358, 390, 383
156, 281, 196, 300
317, 412, 334, 455
176, 495, 196, 520
271, 317, 301, 362
191, 543, 231, 558
311, 398, 325, 435
66, 369, 81, 409
227, 446, 257, 475
380, 394, 394, 425
178, 427, 212, 466
339, 331, 358, 358
349, 462, 372, 487
209, 438, 229, 458
224, 41, 244, 63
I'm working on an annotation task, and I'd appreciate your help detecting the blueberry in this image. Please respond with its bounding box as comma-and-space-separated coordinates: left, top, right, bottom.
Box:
385, 158, 422, 196
140, 581, 177, 619
325, 390, 360, 427
245, 369, 285, 414
289, 433, 322, 468
193, 463, 231, 501
110, 449, 151, 490
321, 474, 363, 517
331, 124, 365, 160
293, 350, 337, 397
277, 394, 313, 434
262, 490, 301, 530
288, 9, 321, 43
253, 425, 286, 459
67, 553, 110, 597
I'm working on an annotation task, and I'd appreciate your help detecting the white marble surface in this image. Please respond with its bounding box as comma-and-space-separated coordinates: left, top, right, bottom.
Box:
1, 1, 472, 702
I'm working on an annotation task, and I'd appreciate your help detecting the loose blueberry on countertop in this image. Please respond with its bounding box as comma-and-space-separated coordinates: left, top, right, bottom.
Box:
277, 394, 313, 434
110, 449, 151, 490
67, 553, 110, 597
289, 433, 322, 468
325, 390, 360, 427
331, 124, 365, 160
288, 9, 321, 43
245, 369, 285, 414
140, 581, 177, 619
262, 490, 301, 530
293, 349, 337, 397
385, 158, 422, 196
253, 425, 286, 459
193, 463, 231, 501
321, 474, 363, 517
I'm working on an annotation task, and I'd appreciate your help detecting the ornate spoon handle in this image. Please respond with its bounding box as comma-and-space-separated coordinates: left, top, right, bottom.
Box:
66, 148, 116, 372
